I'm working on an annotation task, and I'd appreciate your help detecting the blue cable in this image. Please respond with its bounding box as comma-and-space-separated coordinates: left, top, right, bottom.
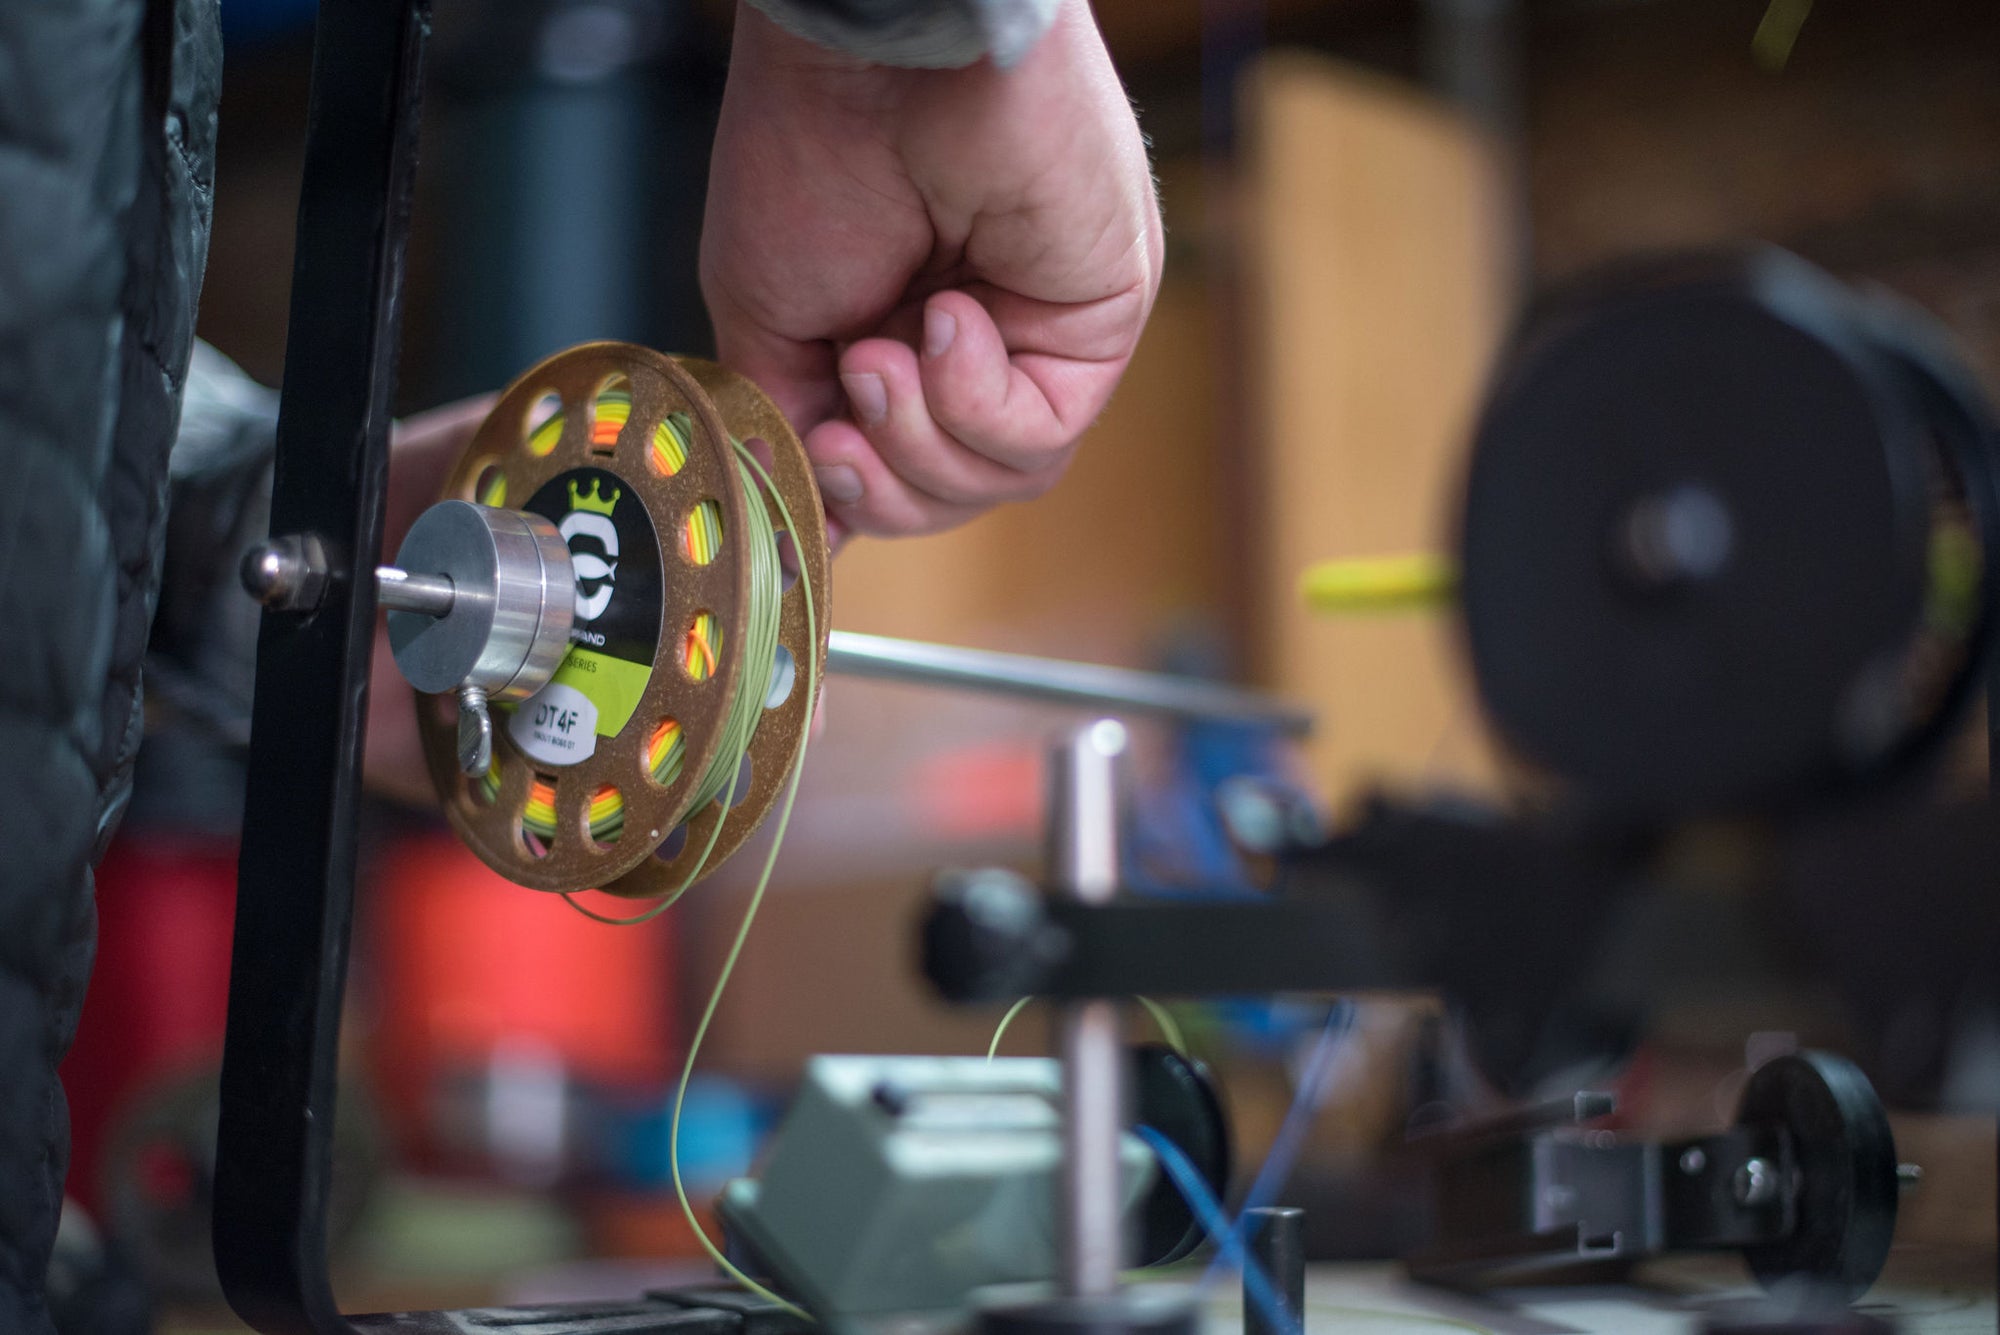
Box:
1200, 999, 1355, 1290
1134, 1125, 1295, 1335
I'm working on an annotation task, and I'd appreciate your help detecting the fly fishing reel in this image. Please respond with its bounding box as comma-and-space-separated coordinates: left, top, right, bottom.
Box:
1459, 249, 2000, 822
387, 343, 831, 896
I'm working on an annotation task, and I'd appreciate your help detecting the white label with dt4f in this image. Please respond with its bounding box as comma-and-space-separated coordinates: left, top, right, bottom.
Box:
510, 681, 599, 765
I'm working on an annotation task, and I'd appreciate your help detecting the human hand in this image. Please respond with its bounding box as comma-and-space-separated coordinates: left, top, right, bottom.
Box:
364, 395, 494, 805
700, 0, 1163, 541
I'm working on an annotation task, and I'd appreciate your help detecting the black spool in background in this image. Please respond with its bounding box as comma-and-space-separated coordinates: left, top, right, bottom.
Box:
1134, 1044, 1233, 1268
1458, 248, 2000, 823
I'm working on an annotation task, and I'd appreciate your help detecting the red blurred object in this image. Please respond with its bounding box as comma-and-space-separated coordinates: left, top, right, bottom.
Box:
913, 741, 1044, 839
369, 832, 677, 1164
61, 835, 239, 1213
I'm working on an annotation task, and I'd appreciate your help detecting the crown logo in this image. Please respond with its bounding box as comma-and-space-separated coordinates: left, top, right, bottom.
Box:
568, 477, 621, 516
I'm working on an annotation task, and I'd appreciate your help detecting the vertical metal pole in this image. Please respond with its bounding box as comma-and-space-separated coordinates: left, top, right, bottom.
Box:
1049, 719, 1129, 1298
1244, 1207, 1305, 1335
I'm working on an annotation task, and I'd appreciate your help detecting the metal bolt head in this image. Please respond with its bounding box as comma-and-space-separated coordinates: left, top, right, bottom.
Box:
1679, 1147, 1707, 1176
240, 533, 329, 612
242, 544, 288, 600
1733, 1156, 1779, 1207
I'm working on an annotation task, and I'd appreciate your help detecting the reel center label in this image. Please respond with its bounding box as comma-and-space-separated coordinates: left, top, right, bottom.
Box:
518, 465, 662, 752
509, 681, 599, 764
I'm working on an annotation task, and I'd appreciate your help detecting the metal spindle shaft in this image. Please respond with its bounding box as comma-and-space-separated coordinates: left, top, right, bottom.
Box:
252, 542, 1315, 740
1051, 720, 1129, 1299
828, 630, 1313, 735
376, 565, 456, 618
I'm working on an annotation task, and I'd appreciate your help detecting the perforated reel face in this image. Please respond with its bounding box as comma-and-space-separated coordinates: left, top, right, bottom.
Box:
416, 343, 831, 896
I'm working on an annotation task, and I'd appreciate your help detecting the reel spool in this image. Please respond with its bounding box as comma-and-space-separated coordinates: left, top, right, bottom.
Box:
1458, 249, 2000, 822
407, 343, 830, 897
1733, 1051, 1899, 1303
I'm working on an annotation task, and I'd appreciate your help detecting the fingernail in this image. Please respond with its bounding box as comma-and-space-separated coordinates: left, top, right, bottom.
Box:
842, 372, 887, 426
816, 463, 864, 505
924, 306, 957, 359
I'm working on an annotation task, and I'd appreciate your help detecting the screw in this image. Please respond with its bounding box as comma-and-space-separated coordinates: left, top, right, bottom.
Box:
871, 1081, 910, 1118
1897, 1163, 1923, 1190
1679, 1147, 1707, 1176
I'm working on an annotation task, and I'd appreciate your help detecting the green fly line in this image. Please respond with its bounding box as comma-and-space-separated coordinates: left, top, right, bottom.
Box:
664, 442, 814, 1316
545, 431, 817, 1317
986, 995, 1189, 1061
479, 399, 818, 1308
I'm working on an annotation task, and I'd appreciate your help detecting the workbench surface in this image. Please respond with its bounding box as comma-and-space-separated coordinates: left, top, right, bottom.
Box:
1193, 1254, 1998, 1334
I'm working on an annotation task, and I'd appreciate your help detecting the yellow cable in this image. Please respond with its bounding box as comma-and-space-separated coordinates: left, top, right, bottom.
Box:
1299, 553, 1456, 614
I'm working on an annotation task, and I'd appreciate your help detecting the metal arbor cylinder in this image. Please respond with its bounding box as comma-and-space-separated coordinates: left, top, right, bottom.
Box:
412, 343, 831, 895
387, 501, 574, 699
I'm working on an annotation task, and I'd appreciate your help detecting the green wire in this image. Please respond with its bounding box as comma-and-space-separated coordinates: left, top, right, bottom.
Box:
1136, 996, 1189, 1058
986, 997, 1035, 1061
561, 436, 792, 927
666, 443, 815, 1316
985, 995, 1190, 1061
568, 441, 818, 1317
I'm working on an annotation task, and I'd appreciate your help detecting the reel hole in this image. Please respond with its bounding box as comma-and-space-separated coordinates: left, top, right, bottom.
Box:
644, 717, 685, 787
651, 824, 690, 863
471, 754, 501, 807
524, 392, 563, 457
471, 461, 508, 507
590, 376, 632, 456
519, 773, 559, 858
683, 611, 721, 681
683, 500, 722, 566
588, 783, 624, 849
774, 529, 802, 593
651, 413, 691, 477
765, 644, 795, 709
727, 753, 754, 808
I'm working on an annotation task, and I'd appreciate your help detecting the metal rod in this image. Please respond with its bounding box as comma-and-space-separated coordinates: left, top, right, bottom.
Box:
375, 565, 455, 617
1246, 1207, 1305, 1335
1050, 720, 1129, 1299
827, 630, 1313, 735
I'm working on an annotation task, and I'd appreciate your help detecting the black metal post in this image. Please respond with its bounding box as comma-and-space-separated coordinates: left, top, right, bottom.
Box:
1244, 1207, 1304, 1335
213, 0, 431, 1327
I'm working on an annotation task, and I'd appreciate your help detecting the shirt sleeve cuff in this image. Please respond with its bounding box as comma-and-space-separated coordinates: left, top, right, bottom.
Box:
743, 0, 1060, 70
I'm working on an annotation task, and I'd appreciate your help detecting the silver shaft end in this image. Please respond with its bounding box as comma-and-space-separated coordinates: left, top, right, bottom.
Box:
377, 565, 457, 618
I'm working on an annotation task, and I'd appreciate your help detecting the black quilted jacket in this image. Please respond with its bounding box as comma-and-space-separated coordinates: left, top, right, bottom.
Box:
0, 0, 218, 1327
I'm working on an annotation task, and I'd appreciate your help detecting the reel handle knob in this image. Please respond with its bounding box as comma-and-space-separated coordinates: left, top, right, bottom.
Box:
455, 683, 493, 777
